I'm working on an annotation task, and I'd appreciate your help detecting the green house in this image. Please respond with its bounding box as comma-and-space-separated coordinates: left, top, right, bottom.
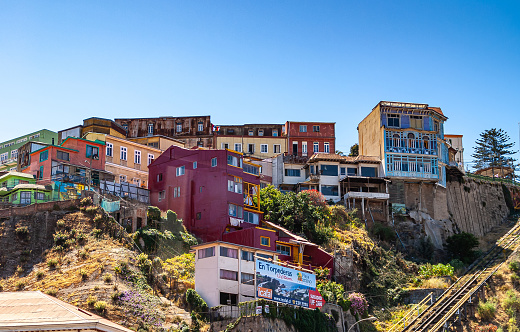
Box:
0, 172, 51, 206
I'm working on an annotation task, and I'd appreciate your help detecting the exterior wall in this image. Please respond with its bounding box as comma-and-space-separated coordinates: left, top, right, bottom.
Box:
82, 117, 127, 139
0, 129, 57, 170
285, 122, 335, 156
445, 134, 464, 166
86, 133, 162, 188
127, 136, 185, 151
115, 116, 213, 148
148, 146, 261, 242
358, 105, 383, 158
58, 126, 82, 145
215, 136, 286, 159
194, 242, 277, 308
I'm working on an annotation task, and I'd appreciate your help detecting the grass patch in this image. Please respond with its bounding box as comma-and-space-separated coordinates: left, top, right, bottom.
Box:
478, 300, 497, 321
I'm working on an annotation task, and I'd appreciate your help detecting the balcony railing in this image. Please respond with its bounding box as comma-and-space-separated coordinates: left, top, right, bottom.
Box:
386, 147, 437, 155
386, 170, 439, 179
344, 192, 390, 200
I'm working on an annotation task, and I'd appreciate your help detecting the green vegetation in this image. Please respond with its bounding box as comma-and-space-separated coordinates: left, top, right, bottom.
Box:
15, 226, 29, 237
445, 232, 480, 263
418, 263, 454, 279
478, 300, 497, 321
186, 289, 208, 313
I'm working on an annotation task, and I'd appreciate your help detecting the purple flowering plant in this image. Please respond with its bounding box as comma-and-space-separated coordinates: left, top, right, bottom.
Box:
347, 292, 368, 316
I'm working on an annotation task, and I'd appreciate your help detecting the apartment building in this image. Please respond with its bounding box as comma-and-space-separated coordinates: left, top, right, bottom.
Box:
214, 124, 286, 159
285, 121, 335, 157
115, 116, 213, 148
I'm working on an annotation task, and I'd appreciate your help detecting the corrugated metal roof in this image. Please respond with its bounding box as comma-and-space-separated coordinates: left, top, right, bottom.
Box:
0, 291, 132, 332
0, 172, 34, 182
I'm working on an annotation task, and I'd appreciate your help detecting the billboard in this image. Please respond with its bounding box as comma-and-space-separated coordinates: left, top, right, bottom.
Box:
255, 259, 322, 308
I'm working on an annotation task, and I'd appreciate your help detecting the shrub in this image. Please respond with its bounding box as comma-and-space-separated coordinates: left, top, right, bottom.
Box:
477, 300, 496, 320
80, 197, 93, 206
111, 291, 121, 302
445, 232, 479, 264
53, 232, 68, 246
86, 295, 97, 306
91, 229, 103, 239
94, 300, 107, 312
93, 214, 104, 223
449, 259, 466, 274
47, 258, 58, 268
371, 222, 396, 242
15, 280, 26, 290
503, 290, 520, 315
418, 263, 454, 279
77, 232, 86, 243
79, 269, 88, 280
85, 206, 98, 215
347, 292, 369, 316
15, 226, 29, 237
103, 273, 113, 283
79, 250, 89, 259
36, 270, 45, 279
509, 261, 520, 273
16, 266, 23, 275
147, 206, 162, 225
45, 288, 57, 296
56, 219, 65, 228
54, 245, 63, 252
186, 289, 208, 313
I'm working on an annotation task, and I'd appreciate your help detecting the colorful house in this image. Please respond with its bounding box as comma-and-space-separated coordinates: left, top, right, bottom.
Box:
285, 121, 335, 157
148, 146, 333, 272
0, 172, 51, 205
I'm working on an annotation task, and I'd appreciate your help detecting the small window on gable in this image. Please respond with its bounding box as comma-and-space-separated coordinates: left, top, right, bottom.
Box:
387, 114, 400, 128
272, 129, 278, 137
260, 236, 270, 247
258, 129, 264, 136
157, 173, 163, 182
198, 122, 203, 132
193, 161, 197, 169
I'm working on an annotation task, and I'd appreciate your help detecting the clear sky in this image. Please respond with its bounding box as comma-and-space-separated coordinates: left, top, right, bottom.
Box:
1, 0, 519, 167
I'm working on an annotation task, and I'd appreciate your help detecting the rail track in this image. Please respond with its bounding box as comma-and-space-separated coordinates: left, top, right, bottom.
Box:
394, 220, 520, 332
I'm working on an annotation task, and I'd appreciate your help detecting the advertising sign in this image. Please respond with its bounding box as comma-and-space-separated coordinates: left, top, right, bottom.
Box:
255, 259, 322, 308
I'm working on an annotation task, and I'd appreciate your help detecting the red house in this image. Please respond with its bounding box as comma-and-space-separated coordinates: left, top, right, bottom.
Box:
149, 146, 334, 272
22, 137, 108, 186
285, 121, 335, 156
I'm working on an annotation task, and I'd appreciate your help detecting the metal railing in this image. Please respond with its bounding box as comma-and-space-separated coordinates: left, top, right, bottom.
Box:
387, 293, 433, 332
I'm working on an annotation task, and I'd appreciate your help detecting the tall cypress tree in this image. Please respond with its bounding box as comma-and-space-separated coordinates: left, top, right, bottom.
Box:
472, 128, 517, 171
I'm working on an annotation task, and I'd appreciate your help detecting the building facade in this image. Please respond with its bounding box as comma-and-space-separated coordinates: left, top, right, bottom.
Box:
444, 134, 464, 169
115, 116, 213, 148
0, 172, 51, 206
285, 121, 335, 157
213, 124, 286, 159
358, 101, 449, 186
193, 241, 277, 307
0, 129, 57, 173
58, 118, 127, 145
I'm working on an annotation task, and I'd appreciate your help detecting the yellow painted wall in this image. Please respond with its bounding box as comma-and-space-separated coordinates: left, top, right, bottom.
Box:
358, 104, 384, 158
128, 136, 184, 151
216, 136, 287, 158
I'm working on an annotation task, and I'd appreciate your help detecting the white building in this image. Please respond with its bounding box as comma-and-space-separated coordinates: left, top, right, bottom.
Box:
444, 134, 464, 168
193, 241, 277, 308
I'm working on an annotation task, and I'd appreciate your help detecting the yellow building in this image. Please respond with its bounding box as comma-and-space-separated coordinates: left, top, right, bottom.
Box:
85, 133, 182, 189
128, 135, 185, 151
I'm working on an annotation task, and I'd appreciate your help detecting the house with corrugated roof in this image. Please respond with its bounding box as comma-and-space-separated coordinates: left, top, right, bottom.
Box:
0, 172, 50, 206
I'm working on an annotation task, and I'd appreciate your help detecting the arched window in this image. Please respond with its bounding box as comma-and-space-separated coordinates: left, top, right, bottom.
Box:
407, 133, 415, 149
423, 137, 429, 150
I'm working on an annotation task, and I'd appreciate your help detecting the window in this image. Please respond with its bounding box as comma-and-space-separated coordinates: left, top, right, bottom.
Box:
220, 247, 238, 259
106, 143, 113, 157
57, 150, 69, 161
198, 247, 215, 259
387, 114, 400, 128
38, 166, 44, 179
260, 144, 268, 153
120, 147, 127, 161
248, 144, 255, 154
258, 129, 264, 136
310, 165, 315, 174
257, 253, 273, 261
241, 250, 255, 261
321, 185, 339, 196
410, 116, 423, 130
361, 167, 377, 177
211, 157, 217, 167
313, 142, 319, 153
227, 155, 241, 167
273, 130, 278, 137
176, 166, 185, 176
157, 173, 163, 182
148, 154, 154, 166
86, 145, 99, 159
243, 210, 259, 224
198, 122, 203, 131
228, 177, 243, 194
221, 143, 229, 149
134, 150, 141, 164
119, 174, 127, 183
260, 236, 270, 246
196, 212, 201, 220
36, 192, 45, 200
20, 192, 31, 205
158, 190, 165, 202
321, 164, 338, 176
122, 124, 128, 131
241, 272, 254, 285
407, 133, 416, 148
324, 142, 330, 153
285, 169, 301, 177
220, 292, 238, 306
273, 144, 281, 153
220, 269, 238, 281
39, 150, 48, 162
243, 163, 259, 175
302, 142, 307, 154
173, 186, 181, 197
176, 123, 182, 132
11, 149, 18, 160
433, 121, 439, 132
276, 244, 291, 256
0, 152, 8, 162
193, 161, 197, 169
292, 142, 298, 155
340, 167, 346, 176
234, 143, 242, 152
228, 204, 243, 218
133, 178, 141, 187
299, 125, 307, 132
248, 130, 254, 136
148, 123, 154, 135
313, 125, 320, 132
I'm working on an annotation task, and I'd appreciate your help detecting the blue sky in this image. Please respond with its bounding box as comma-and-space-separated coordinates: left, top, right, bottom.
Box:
1, 0, 519, 167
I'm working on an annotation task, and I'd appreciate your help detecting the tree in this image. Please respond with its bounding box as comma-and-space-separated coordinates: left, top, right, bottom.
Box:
348, 143, 359, 157
472, 128, 517, 173
445, 232, 479, 264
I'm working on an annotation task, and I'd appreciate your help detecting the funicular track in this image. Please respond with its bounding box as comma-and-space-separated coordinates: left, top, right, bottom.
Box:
400, 221, 520, 332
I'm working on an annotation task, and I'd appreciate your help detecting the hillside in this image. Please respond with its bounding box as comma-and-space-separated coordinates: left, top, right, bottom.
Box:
0, 199, 199, 331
